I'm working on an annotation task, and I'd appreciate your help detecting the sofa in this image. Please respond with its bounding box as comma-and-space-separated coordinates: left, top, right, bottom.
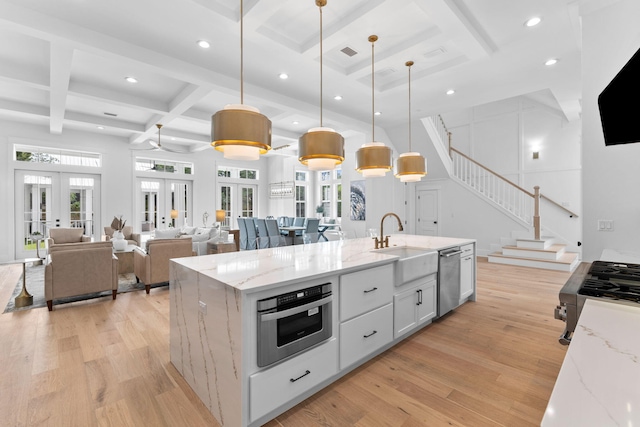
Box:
152, 226, 225, 255
133, 237, 194, 293
104, 226, 141, 247
44, 241, 118, 311
47, 227, 91, 248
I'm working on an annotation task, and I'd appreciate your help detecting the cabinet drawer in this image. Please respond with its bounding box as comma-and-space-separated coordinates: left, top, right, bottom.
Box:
340, 264, 393, 321
250, 338, 337, 422
340, 303, 393, 369
461, 243, 474, 257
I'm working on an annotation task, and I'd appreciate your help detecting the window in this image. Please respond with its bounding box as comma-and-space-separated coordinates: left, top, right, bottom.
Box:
316, 168, 341, 218
217, 166, 259, 180
14, 145, 101, 167
295, 170, 308, 217
136, 157, 193, 174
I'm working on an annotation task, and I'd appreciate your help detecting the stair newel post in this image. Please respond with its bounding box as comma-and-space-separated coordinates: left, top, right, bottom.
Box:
534, 185, 541, 240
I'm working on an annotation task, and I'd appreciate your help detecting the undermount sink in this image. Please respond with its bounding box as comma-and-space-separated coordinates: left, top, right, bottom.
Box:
372, 246, 438, 286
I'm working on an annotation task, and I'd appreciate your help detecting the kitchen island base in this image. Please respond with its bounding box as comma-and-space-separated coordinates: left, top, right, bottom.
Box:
170, 236, 476, 427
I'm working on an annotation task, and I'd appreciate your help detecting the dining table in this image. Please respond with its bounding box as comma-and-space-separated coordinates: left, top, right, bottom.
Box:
318, 223, 341, 241
279, 226, 306, 241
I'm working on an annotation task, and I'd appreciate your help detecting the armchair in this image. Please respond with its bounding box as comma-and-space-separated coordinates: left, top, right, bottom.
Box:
47, 227, 91, 249
133, 238, 194, 293
104, 226, 141, 247
44, 241, 118, 311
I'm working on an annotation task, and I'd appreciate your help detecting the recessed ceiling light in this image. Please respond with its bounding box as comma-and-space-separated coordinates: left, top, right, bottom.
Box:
197, 40, 210, 49
446, 89, 455, 95
96, 126, 105, 130
279, 73, 289, 80
374, 111, 381, 116
171, 137, 176, 141
292, 121, 299, 125
125, 76, 138, 83
525, 16, 542, 27
334, 95, 342, 100
545, 58, 558, 66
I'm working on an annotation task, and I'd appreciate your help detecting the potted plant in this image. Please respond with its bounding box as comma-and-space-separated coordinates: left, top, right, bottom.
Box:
316, 204, 324, 219
110, 215, 128, 251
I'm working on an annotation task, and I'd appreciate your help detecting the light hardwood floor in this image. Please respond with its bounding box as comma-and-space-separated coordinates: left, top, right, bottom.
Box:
0, 258, 570, 426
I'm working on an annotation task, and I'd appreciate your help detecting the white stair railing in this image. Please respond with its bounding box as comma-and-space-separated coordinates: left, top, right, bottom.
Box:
450, 148, 535, 226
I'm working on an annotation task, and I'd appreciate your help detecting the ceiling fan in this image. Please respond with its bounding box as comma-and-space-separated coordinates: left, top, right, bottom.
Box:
131, 124, 192, 154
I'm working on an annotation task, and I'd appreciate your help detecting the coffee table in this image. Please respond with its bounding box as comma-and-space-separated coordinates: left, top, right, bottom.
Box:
113, 244, 137, 274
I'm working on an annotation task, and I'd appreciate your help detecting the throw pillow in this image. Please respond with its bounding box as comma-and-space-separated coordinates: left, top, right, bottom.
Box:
181, 225, 197, 235
155, 228, 180, 239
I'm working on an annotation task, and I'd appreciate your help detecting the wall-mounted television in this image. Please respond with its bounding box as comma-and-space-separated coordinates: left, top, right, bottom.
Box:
598, 46, 640, 146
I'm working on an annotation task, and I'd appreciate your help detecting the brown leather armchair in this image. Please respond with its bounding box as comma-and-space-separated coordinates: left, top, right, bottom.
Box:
133, 238, 194, 294
44, 241, 118, 311
47, 227, 91, 248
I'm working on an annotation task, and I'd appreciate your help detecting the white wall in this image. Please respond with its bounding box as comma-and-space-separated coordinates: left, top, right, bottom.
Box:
0, 120, 270, 261
430, 95, 583, 253
581, 0, 640, 261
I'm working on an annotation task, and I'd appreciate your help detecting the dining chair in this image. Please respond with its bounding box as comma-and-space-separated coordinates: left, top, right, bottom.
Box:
294, 218, 319, 244
255, 219, 269, 249
245, 218, 258, 250
236, 217, 248, 250
324, 230, 344, 241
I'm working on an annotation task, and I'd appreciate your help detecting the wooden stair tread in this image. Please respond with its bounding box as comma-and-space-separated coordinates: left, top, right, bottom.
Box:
489, 251, 578, 265
503, 244, 566, 253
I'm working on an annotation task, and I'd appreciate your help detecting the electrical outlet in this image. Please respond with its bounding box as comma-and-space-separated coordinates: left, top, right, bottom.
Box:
199, 300, 207, 315
597, 220, 614, 231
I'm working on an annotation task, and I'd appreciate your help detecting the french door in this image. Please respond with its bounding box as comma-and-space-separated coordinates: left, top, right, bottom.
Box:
217, 183, 257, 229
15, 170, 101, 259
137, 178, 192, 230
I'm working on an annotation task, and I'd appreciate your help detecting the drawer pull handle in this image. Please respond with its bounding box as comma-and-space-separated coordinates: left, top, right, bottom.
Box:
290, 370, 311, 383
416, 289, 423, 305
363, 330, 378, 338
363, 287, 378, 293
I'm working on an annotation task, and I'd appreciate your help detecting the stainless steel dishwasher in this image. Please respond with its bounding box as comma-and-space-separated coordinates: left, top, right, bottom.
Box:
438, 247, 462, 317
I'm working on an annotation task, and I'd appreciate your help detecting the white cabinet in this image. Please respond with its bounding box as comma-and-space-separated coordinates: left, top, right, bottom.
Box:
393, 276, 437, 338
460, 244, 475, 301
250, 338, 338, 422
339, 264, 394, 369
340, 264, 394, 321
340, 303, 393, 369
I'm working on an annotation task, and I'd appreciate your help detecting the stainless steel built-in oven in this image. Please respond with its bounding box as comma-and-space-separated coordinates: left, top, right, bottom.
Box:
257, 283, 332, 367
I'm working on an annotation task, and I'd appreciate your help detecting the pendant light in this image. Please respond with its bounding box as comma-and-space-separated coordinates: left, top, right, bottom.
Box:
298, 0, 345, 171
211, 0, 272, 161
396, 61, 426, 182
356, 35, 392, 177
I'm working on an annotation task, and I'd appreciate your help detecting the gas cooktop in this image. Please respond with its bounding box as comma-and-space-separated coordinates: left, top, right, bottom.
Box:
578, 261, 640, 302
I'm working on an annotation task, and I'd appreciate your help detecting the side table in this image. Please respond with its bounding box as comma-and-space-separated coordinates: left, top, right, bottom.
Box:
207, 241, 237, 255
0, 258, 40, 307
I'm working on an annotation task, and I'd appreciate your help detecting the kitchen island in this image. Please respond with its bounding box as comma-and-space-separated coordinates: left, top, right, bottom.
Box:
542, 298, 640, 425
169, 235, 476, 427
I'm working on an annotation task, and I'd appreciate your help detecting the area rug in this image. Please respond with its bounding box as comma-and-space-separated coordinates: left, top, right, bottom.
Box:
3, 264, 168, 313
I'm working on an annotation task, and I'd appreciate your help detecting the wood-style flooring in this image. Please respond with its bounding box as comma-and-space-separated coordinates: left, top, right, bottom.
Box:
0, 258, 570, 426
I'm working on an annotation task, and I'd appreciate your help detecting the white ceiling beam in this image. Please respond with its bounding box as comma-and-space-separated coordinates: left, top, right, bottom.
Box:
49, 43, 73, 134
68, 81, 169, 115
64, 111, 144, 132
0, 98, 49, 118
131, 84, 214, 144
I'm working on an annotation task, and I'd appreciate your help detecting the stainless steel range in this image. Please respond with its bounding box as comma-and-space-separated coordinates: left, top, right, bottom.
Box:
555, 260, 640, 344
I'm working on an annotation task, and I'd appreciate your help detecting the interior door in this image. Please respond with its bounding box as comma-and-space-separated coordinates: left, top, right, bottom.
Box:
15, 170, 101, 259
416, 189, 439, 236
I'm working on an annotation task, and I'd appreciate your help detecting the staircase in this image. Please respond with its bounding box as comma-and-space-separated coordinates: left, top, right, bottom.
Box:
423, 115, 581, 273
487, 235, 580, 272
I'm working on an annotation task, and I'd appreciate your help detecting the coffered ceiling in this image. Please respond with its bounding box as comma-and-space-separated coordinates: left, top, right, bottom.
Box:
0, 0, 586, 155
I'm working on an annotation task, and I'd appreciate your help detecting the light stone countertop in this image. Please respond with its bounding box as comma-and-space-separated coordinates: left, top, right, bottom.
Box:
542, 298, 640, 426
172, 234, 474, 293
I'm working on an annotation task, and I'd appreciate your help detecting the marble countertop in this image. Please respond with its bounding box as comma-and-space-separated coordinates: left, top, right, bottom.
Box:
172, 234, 474, 293
542, 298, 640, 426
